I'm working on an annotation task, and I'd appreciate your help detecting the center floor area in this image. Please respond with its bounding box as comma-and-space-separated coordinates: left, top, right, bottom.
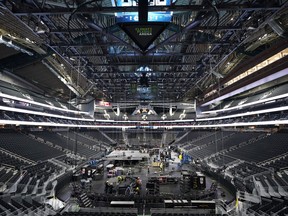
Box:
56, 149, 234, 215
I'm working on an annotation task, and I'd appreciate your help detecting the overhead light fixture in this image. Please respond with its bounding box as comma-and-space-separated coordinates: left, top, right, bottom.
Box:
123, 113, 128, 120
104, 110, 110, 120
0, 35, 34, 56
211, 70, 224, 79
161, 114, 167, 120
132, 104, 156, 115
142, 115, 147, 120
267, 19, 286, 37
148, 110, 154, 115
169, 106, 175, 116
179, 110, 186, 120
35, 26, 46, 34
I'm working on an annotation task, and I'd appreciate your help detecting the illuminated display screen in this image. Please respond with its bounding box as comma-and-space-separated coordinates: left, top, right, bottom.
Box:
94, 100, 111, 110
114, 0, 172, 23
99, 101, 111, 107
116, 11, 172, 22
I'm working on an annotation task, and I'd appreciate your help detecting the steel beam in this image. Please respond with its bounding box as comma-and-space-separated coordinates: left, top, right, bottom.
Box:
50, 41, 234, 47
76, 15, 142, 54
93, 76, 195, 79
68, 52, 220, 57
93, 70, 197, 74
85, 62, 199, 66
12, 5, 281, 16
49, 26, 243, 34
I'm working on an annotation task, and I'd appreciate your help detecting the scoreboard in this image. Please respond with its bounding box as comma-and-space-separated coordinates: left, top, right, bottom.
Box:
114, 0, 173, 23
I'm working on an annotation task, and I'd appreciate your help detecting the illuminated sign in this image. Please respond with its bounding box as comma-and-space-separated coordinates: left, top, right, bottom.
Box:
114, 0, 173, 23
120, 22, 167, 51
135, 27, 152, 36
99, 101, 111, 107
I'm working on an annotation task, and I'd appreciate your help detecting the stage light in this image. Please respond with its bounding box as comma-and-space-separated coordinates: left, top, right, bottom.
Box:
142, 115, 147, 120
123, 113, 128, 120
161, 114, 167, 120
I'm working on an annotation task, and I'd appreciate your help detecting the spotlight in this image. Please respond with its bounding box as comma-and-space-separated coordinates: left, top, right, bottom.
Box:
142, 115, 147, 120
161, 114, 167, 120
123, 113, 128, 120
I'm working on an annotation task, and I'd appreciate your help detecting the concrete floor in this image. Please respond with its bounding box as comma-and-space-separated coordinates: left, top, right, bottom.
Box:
56, 152, 234, 206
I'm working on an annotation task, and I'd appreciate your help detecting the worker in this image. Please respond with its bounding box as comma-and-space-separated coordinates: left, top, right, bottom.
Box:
105, 181, 109, 193
179, 153, 183, 161
135, 186, 140, 195
118, 175, 123, 183
159, 162, 163, 172
127, 168, 132, 176
136, 177, 142, 187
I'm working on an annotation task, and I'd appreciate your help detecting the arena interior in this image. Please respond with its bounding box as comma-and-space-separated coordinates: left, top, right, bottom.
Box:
0, 0, 288, 215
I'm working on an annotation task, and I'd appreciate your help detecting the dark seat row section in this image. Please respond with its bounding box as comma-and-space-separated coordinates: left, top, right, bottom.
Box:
226, 132, 288, 163
0, 130, 64, 162
30, 130, 101, 159
188, 132, 262, 159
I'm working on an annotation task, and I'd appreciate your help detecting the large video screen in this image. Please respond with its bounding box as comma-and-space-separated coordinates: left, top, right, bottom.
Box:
114, 0, 173, 23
